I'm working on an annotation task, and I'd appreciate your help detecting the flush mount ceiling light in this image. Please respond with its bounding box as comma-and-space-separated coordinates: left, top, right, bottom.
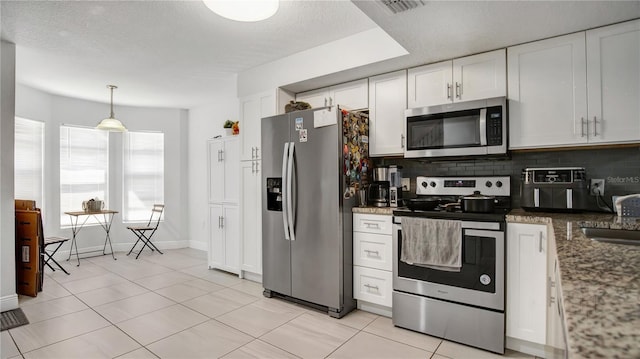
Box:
203, 0, 279, 22
96, 85, 127, 132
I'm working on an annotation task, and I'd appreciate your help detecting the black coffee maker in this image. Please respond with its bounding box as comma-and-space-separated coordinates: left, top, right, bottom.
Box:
368, 181, 390, 207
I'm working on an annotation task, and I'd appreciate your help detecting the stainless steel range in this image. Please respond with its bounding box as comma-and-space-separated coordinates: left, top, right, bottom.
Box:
392, 176, 511, 354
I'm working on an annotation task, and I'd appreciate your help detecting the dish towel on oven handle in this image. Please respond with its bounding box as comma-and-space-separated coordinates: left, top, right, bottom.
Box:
400, 217, 462, 272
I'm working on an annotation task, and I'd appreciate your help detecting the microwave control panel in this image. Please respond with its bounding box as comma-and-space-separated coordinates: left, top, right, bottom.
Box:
486, 106, 503, 146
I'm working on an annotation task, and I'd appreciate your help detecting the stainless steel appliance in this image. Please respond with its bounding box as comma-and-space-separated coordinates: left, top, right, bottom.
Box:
520, 167, 589, 211
368, 181, 390, 207
388, 165, 403, 207
404, 97, 507, 159
392, 176, 511, 354
261, 107, 369, 318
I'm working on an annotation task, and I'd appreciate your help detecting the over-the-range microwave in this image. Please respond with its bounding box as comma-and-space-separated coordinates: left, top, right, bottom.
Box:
404, 97, 507, 159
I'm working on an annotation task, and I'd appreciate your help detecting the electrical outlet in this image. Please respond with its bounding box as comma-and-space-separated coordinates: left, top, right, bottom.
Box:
401, 178, 410, 191
590, 179, 605, 196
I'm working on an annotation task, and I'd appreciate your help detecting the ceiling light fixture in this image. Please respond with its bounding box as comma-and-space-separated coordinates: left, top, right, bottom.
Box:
202, 0, 279, 22
96, 85, 127, 132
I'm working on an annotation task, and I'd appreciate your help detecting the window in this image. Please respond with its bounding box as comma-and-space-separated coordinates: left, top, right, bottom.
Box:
14, 117, 45, 208
60, 126, 109, 226
123, 131, 164, 222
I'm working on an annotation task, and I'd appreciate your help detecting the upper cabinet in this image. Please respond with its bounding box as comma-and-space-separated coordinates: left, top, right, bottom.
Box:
586, 19, 640, 144
208, 137, 240, 204
295, 78, 368, 110
509, 19, 640, 149
240, 89, 294, 161
369, 70, 407, 157
408, 49, 506, 108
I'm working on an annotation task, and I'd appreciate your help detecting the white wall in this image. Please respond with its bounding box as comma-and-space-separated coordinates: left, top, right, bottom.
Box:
237, 28, 408, 97
15, 84, 189, 255
1, 40, 18, 311
187, 76, 238, 250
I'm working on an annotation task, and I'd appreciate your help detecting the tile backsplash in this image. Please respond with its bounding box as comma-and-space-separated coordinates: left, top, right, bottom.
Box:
374, 146, 640, 210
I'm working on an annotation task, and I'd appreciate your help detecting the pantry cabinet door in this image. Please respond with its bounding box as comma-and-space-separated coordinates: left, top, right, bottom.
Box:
586, 19, 640, 144
508, 32, 588, 149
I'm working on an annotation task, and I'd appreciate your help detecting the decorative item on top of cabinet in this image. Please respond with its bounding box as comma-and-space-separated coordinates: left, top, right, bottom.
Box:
408, 49, 506, 109
295, 78, 368, 110
368, 70, 407, 157
508, 19, 640, 149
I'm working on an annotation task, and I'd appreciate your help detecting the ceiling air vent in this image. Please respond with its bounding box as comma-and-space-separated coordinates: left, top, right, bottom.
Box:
379, 0, 426, 14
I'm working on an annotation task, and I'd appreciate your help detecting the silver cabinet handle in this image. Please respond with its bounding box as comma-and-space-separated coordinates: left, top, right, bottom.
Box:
217, 150, 221, 162
251, 161, 255, 174
329, 97, 333, 106
254, 160, 259, 174
538, 231, 543, 253
593, 116, 598, 136
324, 98, 327, 107
364, 222, 380, 229
364, 284, 379, 291
220, 216, 224, 229
455, 82, 461, 99
548, 277, 556, 307
255, 147, 259, 159
219, 150, 224, 162
364, 249, 380, 256
400, 134, 405, 149
251, 147, 255, 159
218, 216, 222, 228
447, 83, 452, 100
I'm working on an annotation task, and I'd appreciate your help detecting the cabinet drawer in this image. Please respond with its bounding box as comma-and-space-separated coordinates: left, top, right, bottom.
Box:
353, 266, 393, 307
354, 232, 392, 271
353, 213, 392, 235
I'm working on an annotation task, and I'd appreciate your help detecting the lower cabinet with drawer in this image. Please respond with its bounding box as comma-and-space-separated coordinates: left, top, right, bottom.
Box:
353, 213, 393, 317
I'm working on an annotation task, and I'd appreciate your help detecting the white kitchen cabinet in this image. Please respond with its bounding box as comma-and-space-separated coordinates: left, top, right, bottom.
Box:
239, 89, 293, 162
240, 160, 262, 277
407, 49, 506, 108
208, 137, 239, 204
546, 233, 565, 352
295, 78, 368, 110
506, 223, 548, 345
209, 203, 240, 274
353, 213, 393, 316
509, 20, 640, 149
586, 19, 640, 144
369, 70, 407, 157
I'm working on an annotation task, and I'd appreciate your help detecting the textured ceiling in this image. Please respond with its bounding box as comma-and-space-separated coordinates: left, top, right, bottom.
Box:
2, 1, 639, 109
1, 0, 377, 108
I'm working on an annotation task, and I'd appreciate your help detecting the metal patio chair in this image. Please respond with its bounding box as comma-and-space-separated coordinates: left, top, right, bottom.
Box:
126, 204, 164, 259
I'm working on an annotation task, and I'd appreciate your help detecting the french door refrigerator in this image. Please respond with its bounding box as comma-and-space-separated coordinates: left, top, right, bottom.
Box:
261, 107, 369, 318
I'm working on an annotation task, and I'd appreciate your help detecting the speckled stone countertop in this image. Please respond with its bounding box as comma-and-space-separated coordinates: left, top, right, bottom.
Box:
352, 206, 394, 215
507, 209, 640, 358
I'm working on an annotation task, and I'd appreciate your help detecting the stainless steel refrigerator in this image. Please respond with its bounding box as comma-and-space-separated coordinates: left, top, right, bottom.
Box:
261, 106, 369, 318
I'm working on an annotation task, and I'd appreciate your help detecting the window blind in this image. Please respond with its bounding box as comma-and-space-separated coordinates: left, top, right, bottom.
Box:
60, 125, 109, 226
14, 117, 44, 208
123, 131, 164, 222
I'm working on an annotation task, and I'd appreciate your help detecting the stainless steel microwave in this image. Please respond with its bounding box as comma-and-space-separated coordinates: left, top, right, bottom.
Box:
404, 97, 507, 159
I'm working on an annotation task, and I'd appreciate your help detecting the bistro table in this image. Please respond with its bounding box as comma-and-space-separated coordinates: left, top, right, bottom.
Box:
64, 210, 118, 266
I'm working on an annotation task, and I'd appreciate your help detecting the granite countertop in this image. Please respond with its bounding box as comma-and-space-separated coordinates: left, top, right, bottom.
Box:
507, 209, 640, 358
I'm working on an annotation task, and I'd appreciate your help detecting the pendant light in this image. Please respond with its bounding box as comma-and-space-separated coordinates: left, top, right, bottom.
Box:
202, 0, 279, 22
96, 85, 127, 132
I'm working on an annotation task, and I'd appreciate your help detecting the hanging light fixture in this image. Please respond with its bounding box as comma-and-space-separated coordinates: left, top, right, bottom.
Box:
202, 0, 279, 22
96, 85, 127, 132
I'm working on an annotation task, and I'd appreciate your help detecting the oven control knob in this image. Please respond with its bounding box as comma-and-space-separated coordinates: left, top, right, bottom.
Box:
421, 181, 428, 188
496, 181, 503, 188
480, 274, 491, 285
430, 181, 437, 188
485, 181, 492, 188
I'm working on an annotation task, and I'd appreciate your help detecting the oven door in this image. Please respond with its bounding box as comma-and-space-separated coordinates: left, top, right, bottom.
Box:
392, 217, 504, 311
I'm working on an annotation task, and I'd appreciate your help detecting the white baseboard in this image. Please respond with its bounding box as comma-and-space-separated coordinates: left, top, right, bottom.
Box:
505, 336, 564, 359
50, 240, 190, 260
1, 294, 19, 312
188, 240, 207, 251
357, 301, 392, 317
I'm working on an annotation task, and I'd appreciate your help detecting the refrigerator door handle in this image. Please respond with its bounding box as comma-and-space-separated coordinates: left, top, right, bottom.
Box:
287, 142, 296, 241
282, 142, 290, 240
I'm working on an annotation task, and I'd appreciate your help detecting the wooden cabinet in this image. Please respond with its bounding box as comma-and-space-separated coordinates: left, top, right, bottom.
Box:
295, 78, 368, 110
408, 49, 506, 108
240, 160, 262, 277
586, 19, 640, 144
208, 137, 239, 204
506, 223, 548, 345
209, 204, 239, 274
369, 70, 407, 157
353, 213, 393, 316
509, 20, 640, 149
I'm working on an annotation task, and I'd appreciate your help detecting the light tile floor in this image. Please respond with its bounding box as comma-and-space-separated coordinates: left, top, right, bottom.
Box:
2, 249, 536, 359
